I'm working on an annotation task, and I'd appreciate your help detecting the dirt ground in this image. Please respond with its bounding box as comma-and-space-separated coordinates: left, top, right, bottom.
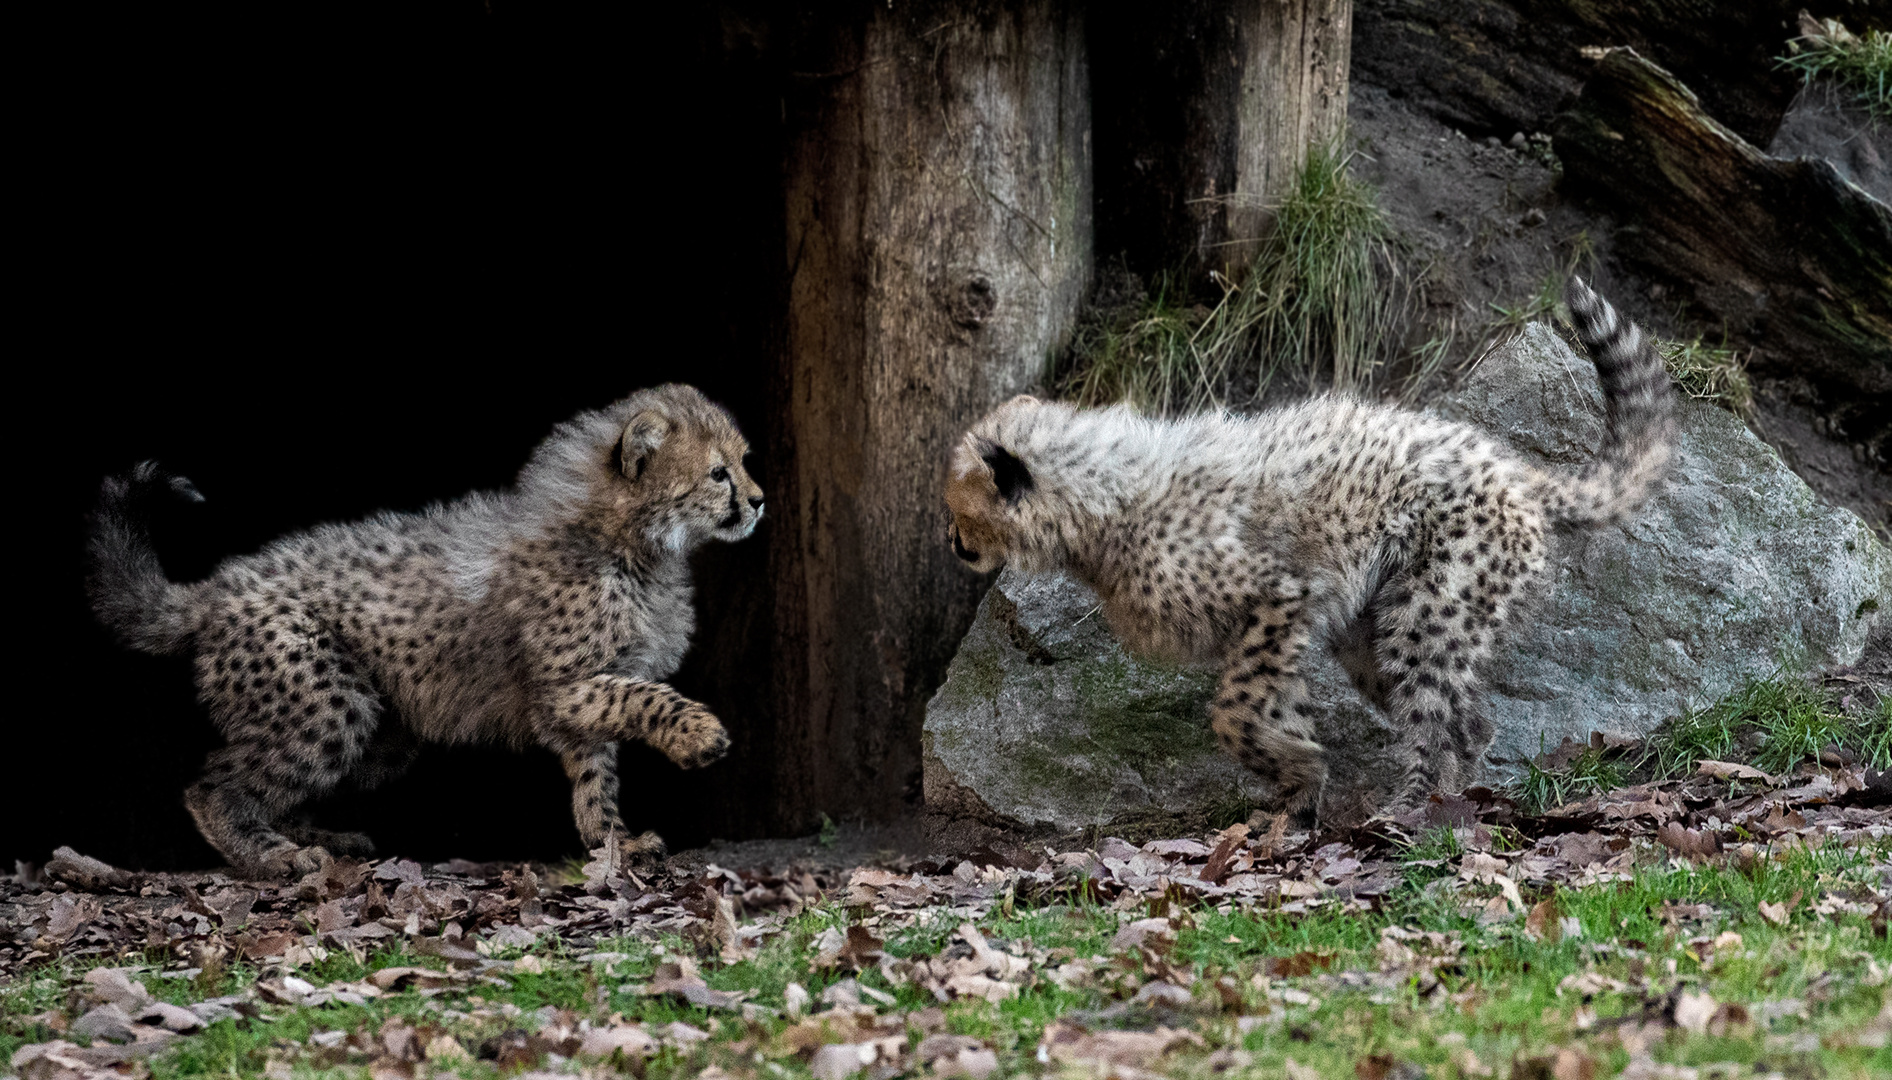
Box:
1348, 79, 1890, 537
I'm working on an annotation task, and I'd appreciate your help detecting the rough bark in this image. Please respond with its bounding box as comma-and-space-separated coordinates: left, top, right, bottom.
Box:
1351, 0, 1886, 148
1553, 48, 1891, 424
1092, 0, 1350, 283
761, 0, 1092, 833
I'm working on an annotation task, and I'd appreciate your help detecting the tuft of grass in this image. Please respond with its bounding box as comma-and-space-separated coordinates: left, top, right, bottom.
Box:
1394, 314, 1457, 405
1645, 669, 1890, 778
1661, 335, 1754, 416
1514, 738, 1629, 815
1238, 141, 1404, 395
1058, 272, 1243, 416
1462, 234, 1595, 382
1059, 139, 1406, 414
1484, 273, 1564, 341
1396, 826, 1464, 888
1777, 17, 1891, 121
1644, 702, 1740, 780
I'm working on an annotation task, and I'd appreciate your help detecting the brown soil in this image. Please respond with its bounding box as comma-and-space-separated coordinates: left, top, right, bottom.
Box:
1349, 80, 1890, 537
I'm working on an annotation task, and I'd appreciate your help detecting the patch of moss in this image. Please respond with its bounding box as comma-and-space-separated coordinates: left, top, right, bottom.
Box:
1067, 651, 1219, 765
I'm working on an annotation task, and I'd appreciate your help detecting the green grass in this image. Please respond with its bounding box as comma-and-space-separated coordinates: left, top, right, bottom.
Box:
1650, 670, 1891, 778
1059, 271, 1256, 417
1484, 274, 1564, 342
1515, 739, 1631, 815
1239, 141, 1404, 395
1661, 335, 1754, 417
1059, 139, 1407, 415
8, 841, 1888, 1079
1514, 670, 1890, 811
1777, 17, 1891, 121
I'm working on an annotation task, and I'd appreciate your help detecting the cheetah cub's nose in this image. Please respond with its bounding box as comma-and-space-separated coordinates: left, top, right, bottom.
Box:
749, 497, 763, 509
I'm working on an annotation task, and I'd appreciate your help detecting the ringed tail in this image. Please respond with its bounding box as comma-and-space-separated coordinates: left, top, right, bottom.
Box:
1536, 276, 1679, 527
87, 461, 206, 655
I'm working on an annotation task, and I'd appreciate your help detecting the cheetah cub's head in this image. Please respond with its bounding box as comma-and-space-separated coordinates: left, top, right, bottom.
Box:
612, 385, 764, 551
944, 394, 1043, 574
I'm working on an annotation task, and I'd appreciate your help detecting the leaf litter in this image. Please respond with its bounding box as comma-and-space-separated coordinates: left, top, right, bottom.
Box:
1, 735, 1887, 1077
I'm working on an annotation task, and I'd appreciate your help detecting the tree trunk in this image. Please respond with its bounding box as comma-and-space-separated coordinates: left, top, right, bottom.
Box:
1092, 0, 1351, 285
752, 0, 1092, 834
1553, 47, 1890, 438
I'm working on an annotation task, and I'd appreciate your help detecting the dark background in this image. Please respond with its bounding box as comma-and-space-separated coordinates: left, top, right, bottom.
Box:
11, 4, 790, 869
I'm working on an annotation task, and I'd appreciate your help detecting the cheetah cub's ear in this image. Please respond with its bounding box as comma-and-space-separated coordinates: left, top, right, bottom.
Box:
976, 438, 1034, 505
618, 410, 670, 481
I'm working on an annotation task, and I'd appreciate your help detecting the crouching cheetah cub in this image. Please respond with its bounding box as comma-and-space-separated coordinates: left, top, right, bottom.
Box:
89, 384, 762, 876
945, 279, 1676, 824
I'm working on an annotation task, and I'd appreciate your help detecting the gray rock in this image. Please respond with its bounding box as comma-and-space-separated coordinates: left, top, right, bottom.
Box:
70, 1002, 137, 1044
1768, 80, 1887, 206
1437, 323, 1890, 766
923, 322, 1891, 833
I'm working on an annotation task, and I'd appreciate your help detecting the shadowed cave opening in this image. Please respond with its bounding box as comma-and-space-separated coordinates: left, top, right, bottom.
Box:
11, 4, 786, 870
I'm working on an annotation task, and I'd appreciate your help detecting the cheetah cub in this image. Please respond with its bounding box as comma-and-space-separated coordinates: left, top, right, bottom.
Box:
89, 384, 762, 876
945, 279, 1675, 823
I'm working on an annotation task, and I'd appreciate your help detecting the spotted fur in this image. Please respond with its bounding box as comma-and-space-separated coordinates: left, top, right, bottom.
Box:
88, 384, 764, 876
944, 279, 1675, 823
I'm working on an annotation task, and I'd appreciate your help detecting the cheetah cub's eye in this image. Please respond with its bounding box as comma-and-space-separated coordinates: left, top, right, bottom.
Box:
710, 466, 729, 482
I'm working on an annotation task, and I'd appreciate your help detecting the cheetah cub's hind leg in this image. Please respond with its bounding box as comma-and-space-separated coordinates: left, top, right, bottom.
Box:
1329, 595, 1396, 712
1378, 496, 1548, 814
1213, 578, 1328, 828
279, 722, 422, 857
184, 616, 386, 877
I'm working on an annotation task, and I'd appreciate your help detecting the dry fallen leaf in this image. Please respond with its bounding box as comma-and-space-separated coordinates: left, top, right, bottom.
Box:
833, 925, 886, 972
1525, 897, 1562, 944
1696, 760, 1774, 782
1513, 1045, 1598, 1080
1354, 1052, 1425, 1080
1559, 971, 1632, 996
917, 1034, 998, 1079
576, 1024, 658, 1060
1672, 991, 1718, 1033
1039, 1020, 1202, 1072
1654, 822, 1720, 860
1458, 852, 1524, 911
1758, 890, 1802, 927
1264, 951, 1336, 978
365, 966, 462, 992
1110, 918, 1174, 951
636, 960, 747, 1010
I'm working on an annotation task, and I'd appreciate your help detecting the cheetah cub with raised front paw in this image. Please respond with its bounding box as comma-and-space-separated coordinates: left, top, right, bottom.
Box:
944, 279, 1675, 824
89, 384, 761, 876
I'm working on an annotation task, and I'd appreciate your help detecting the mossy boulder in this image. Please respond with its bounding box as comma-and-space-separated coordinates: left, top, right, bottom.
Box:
923, 322, 1892, 834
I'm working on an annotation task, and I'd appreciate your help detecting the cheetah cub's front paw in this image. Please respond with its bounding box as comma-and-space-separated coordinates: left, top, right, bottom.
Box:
651, 703, 731, 770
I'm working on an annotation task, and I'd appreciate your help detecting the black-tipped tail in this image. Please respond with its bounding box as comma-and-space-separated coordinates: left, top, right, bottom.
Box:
1536, 277, 1679, 527
87, 462, 205, 655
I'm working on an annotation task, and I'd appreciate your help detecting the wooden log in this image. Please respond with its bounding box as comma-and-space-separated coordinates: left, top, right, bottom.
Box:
1351, 0, 1885, 148
1092, 0, 1351, 283
1553, 47, 1891, 407
742, 0, 1092, 833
